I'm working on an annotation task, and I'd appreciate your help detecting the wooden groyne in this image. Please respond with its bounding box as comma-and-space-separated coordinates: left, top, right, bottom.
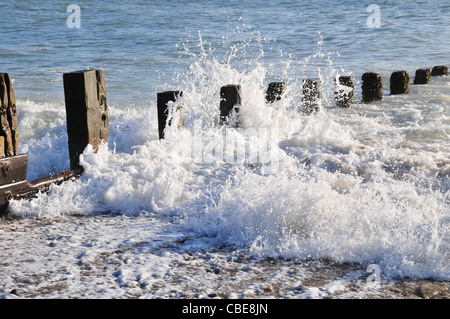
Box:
0, 64, 447, 214
0, 70, 108, 214
158, 65, 447, 134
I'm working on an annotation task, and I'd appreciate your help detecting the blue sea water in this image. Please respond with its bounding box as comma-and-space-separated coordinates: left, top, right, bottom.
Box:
0, 0, 449, 292
2, 0, 449, 104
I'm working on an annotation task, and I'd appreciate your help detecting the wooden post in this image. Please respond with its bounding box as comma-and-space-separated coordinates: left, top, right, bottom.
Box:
413, 68, 431, 85
63, 70, 109, 171
302, 79, 321, 115
431, 66, 448, 76
361, 72, 383, 103
220, 84, 241, 124
0, 73, 19, 158
266, 82, 286, 103
157, 90, 184, 140
390, 70, 410, 95
334, 76, 354, 108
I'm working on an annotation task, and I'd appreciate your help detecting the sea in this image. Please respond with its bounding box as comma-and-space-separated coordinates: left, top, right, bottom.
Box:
0, 0, 449, 300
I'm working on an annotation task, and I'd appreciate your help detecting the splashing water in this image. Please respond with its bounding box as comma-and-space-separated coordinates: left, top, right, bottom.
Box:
7, 22, 450, 282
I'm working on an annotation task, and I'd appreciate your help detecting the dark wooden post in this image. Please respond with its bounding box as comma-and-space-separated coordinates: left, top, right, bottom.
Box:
266, 82, 286, 103
157, 91, 184, 140
302, 79, 321, 115
413, 68, 431, 85
361, 72, 383, 103
220, 84, 241, 124
390, 71, 410, 95
431, 66, 448, 76
0, 73, 19, 158
63, 70, 109, 171
334, 76, 354, 108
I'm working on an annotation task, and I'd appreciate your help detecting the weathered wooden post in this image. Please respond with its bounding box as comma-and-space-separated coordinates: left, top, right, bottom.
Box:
157, 90, 184, 139
413, 68, 431, 84
361, 72, 383, 103
302, 79, 321, 114
63, 70, 109, 171
220, 84, 241, 124
266, 82, 286, 103
0, 72, 83, 214
334, 76, 354, 108
0, 73, 19, 158
431, 66, 448, 76
390, 70, 410, 95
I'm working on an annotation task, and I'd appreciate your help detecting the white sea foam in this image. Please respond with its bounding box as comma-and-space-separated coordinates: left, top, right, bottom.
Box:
4, 27, 449, 286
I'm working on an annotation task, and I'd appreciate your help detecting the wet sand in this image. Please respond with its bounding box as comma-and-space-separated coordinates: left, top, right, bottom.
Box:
0, 215, 448, 299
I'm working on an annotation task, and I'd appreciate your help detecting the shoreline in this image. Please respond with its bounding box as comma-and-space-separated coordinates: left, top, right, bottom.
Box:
0, 214, 448, 299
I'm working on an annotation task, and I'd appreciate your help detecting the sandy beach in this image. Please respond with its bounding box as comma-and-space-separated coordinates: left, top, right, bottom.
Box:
1, 214, 448, 299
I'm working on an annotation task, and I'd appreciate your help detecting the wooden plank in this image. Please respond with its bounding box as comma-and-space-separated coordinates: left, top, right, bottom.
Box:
96, 70, 109, 143
0, 74, 14, 157
0, 180, 29, 214
0, 154, 83, 215
0, 136, 4, 159
0, 154, 28, 186
4, 73, 19, 155
63, 70, 109, 170
0, 154, 30, 214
